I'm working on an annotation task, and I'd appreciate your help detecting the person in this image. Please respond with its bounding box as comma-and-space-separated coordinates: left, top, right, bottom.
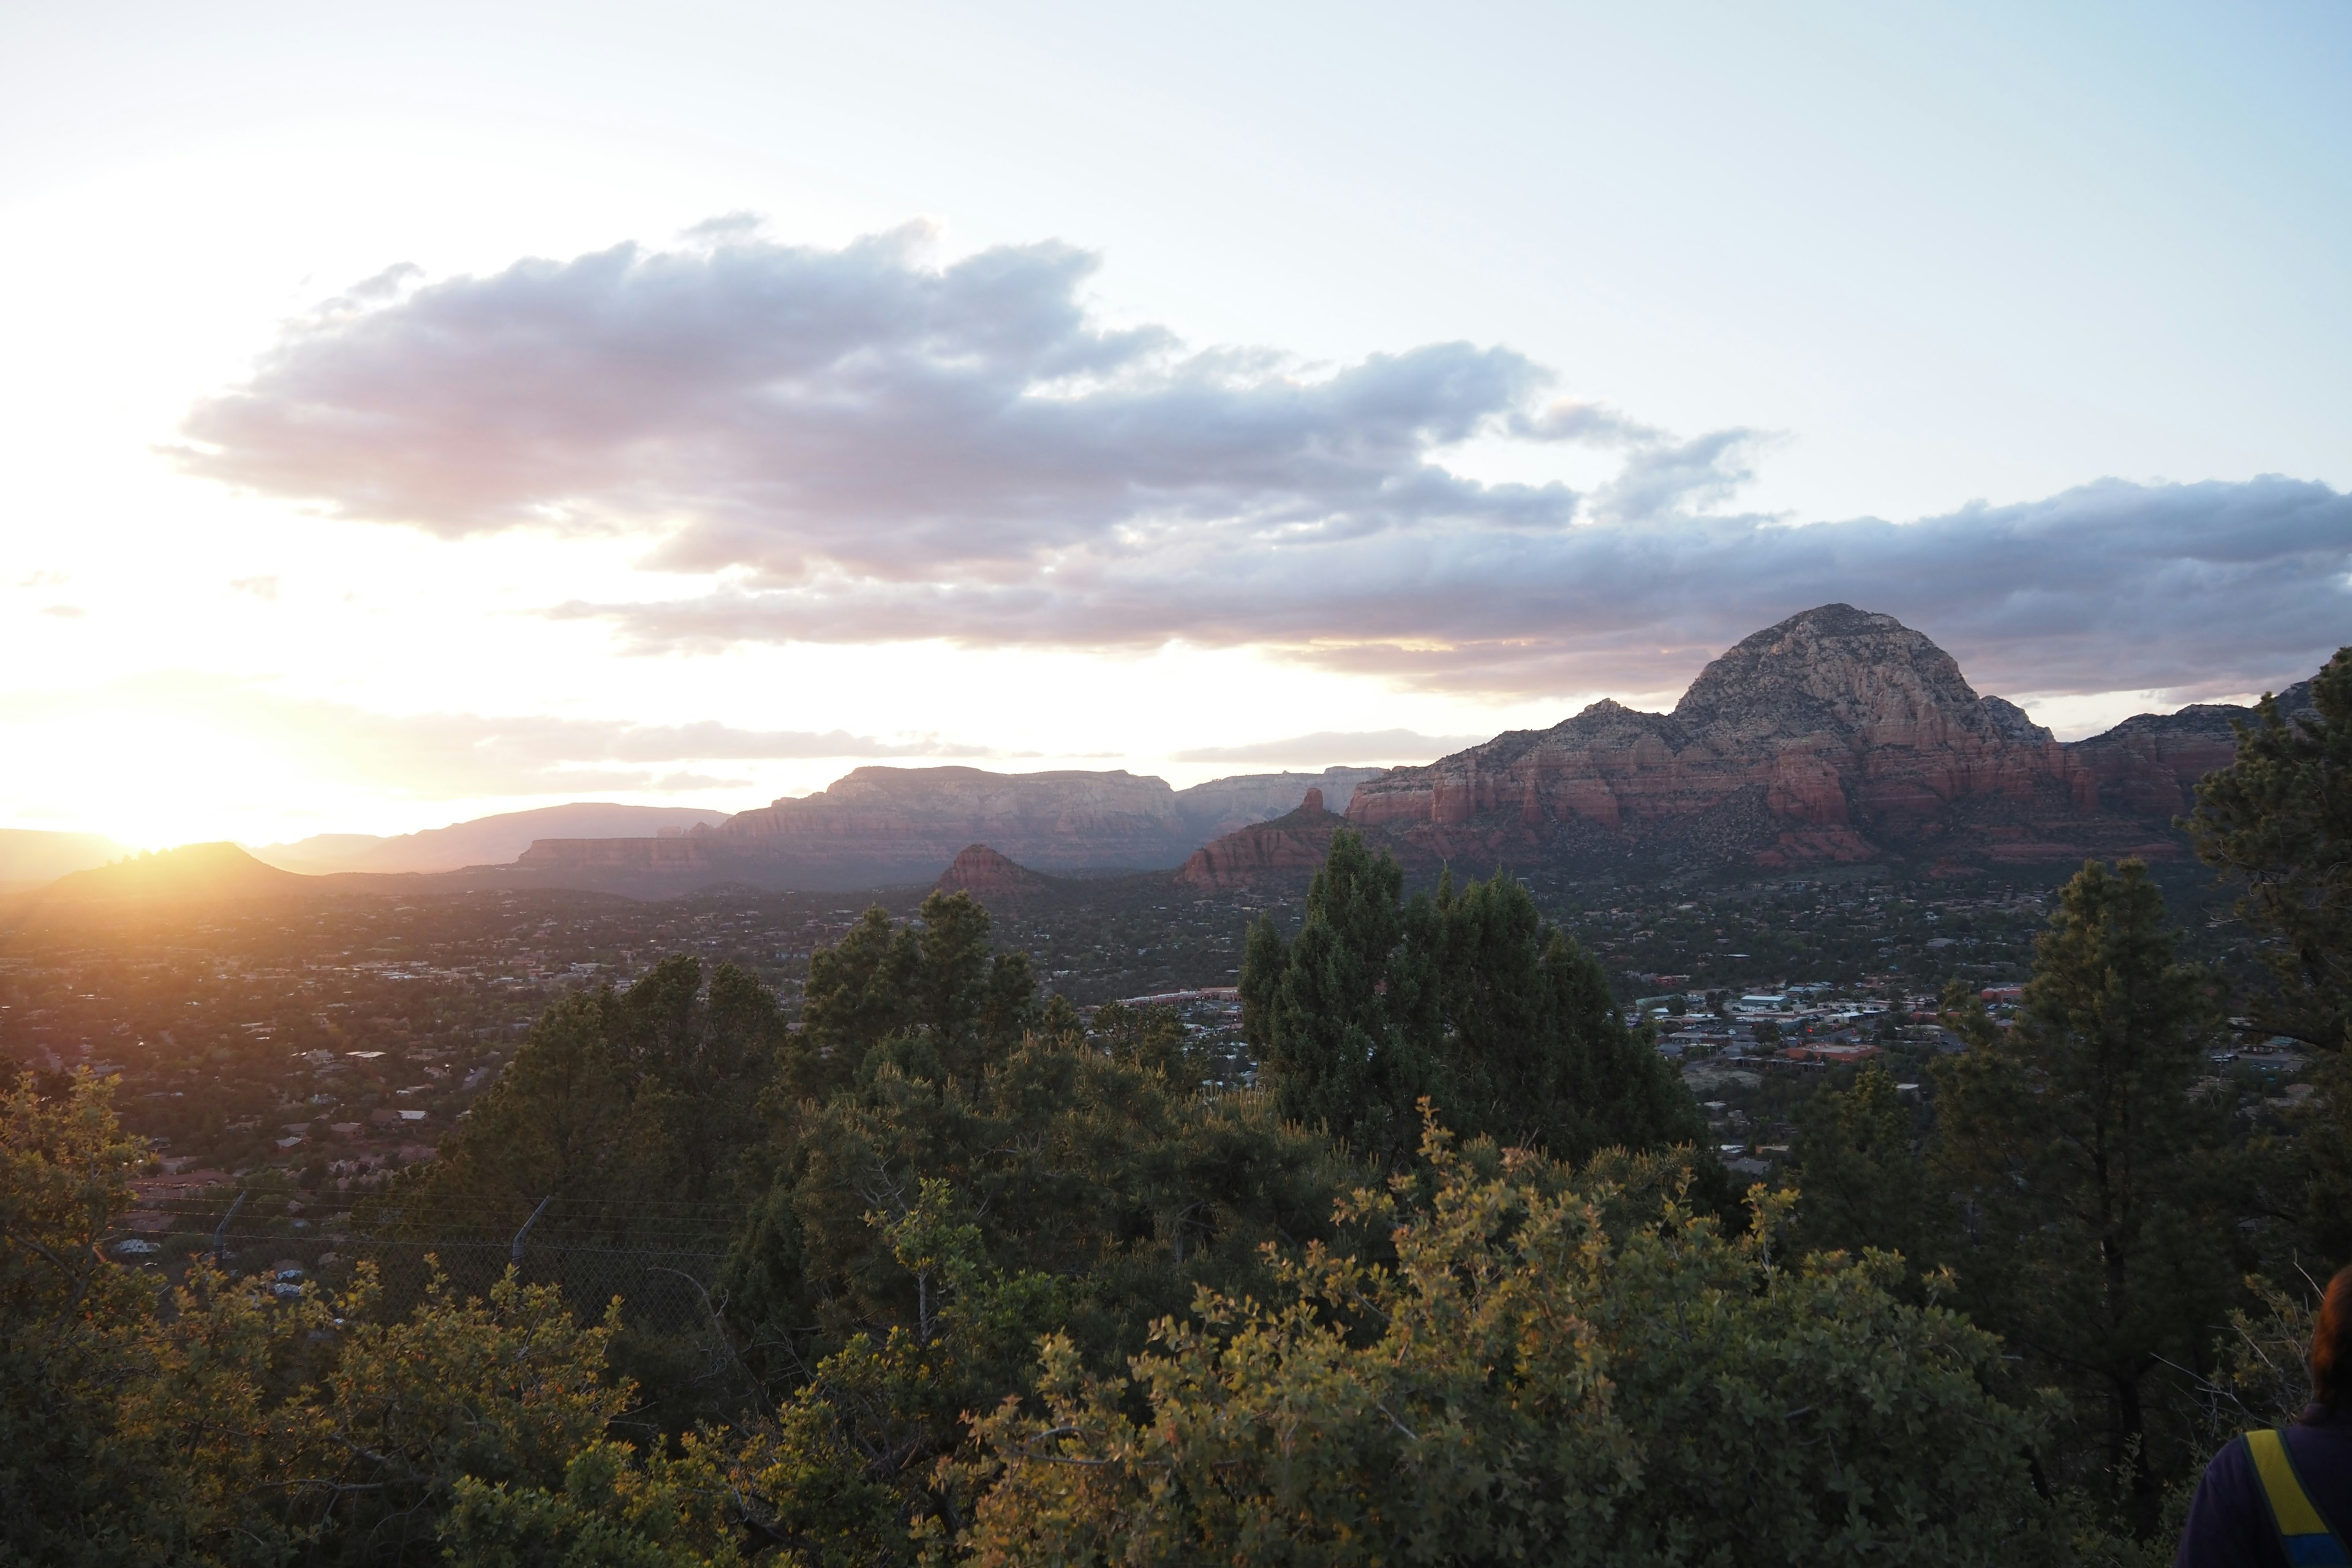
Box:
2178, 1264, 2352, 1567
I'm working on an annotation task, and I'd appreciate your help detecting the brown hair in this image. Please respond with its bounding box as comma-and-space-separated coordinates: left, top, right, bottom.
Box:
2316, 1265, 2352, 1413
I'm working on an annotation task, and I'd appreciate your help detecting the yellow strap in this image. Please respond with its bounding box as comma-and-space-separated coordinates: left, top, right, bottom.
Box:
2250, 1428, 2332, 1537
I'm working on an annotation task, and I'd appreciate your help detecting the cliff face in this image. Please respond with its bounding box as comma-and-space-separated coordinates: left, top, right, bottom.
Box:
514, 765, 1202, 893
1348, 605, 2307, 875
1179, 788, 1355, 889
714, 766, 1191, 873
480, 620, 2322, 897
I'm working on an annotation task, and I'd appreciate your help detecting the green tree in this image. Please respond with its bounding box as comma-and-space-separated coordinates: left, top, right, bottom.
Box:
1932, 859, 2241, 1523
0, 1069, 742, 1567
1244, 831, 1429, 1166
1242, 833, 1703, 1169
390, 956, 783, 1242
0, 1068, 167, 1565
1789, 1062, 1946, 1283
960, 1120, 2070, 1568
793, 894, 1036, 1102
718, 1025, 1352, 1560
2186, 647, 2352, 1262
2187, 650, 2350, 1048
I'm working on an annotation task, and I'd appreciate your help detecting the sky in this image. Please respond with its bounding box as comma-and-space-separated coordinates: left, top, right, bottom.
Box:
2, 0, 2348, 849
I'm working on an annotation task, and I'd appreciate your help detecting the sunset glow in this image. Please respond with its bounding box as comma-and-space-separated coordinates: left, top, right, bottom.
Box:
3, 2, 2346, 850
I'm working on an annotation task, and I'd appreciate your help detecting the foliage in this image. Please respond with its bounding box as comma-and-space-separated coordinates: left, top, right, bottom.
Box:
1790, 1061, 1947, 1284
961, 1117, 2068, 1568
0, 1068, 168, 1565
2186, 647, 2352, 1262
2187, 647, 2352, 1050
720, 1028, 1353, 1559
793, 894, 1037, 1102
0, 1066, 748, 1566
388, 956, 785, 1238
1242, 832, 1706, 1169
1932, 861, 2244, 1523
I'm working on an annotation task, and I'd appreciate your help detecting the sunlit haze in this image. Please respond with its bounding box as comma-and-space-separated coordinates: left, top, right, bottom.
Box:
5, 1, 2348, 848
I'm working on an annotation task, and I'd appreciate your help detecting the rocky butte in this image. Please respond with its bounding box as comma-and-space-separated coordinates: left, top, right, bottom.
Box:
935, 844, 1060, 899
1178, 788, 1351, 890
1339, 603, 2316, 880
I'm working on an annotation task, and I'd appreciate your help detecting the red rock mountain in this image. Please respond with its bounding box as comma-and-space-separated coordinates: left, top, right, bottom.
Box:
1342, 604, 2305, 876
1178, 788, 1351, 889
935, 844, 1058, 898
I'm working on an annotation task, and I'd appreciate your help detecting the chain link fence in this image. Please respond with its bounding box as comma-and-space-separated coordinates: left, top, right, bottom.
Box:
107, 1193, 736, 1343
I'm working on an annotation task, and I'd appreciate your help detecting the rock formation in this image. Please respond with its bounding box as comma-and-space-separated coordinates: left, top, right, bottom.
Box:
518, 766, 1200, 892
714, 766, 1190, 870
1179, 788, 1355, 889
1345, 605, 2319, 876
1172, 767, 1389, 840
935, 844, 1058, 899
476, 611, 2325, 896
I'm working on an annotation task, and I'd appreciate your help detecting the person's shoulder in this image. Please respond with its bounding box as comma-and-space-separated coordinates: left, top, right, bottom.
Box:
2177, 1436, 2273, 1568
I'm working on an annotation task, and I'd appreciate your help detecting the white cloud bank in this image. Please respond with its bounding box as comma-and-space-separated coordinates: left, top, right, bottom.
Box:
176, 223, 2352, 705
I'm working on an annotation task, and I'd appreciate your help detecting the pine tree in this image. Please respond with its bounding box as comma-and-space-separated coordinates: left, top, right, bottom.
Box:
1240, 832, 1703, 1169
1933, 859, 2239, 1522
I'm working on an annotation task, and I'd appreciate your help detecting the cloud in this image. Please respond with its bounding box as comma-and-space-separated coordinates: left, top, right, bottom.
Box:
228, 575, 280, 600
1172, 729, 1488, 764
175, 224, 2352, 705
175, 224, 1668, 574
39, 604, 84, 619
570, 475, 2352, 703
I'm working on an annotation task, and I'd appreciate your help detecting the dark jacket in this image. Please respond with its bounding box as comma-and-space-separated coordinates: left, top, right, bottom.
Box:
2178, 1405, 2352, 1568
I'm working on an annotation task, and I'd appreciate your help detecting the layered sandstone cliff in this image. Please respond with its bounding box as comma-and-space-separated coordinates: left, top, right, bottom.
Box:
1344, 605, 2310, 875
715, 766, 1191, 873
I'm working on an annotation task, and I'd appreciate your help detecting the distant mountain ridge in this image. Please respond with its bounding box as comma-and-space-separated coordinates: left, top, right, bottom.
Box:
252, 802, 731, 874
513, 764, 1392, 893
0, 829, 131, 892
10, 616, 2328, 907
34, 843, 307, 903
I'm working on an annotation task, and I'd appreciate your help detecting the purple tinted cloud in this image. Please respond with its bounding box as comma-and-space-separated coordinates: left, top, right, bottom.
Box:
176, 225, 1637, 580
176, 225, 2352, 703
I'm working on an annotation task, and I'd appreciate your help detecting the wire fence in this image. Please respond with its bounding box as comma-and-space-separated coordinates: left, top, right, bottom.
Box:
107, 1193, 736, 1342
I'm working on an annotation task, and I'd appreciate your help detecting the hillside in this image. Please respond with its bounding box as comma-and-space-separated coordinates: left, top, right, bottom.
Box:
27, 842, 314, 904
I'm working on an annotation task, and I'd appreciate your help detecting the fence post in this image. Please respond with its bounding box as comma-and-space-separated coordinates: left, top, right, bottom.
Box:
510, 1196, 552, 1265
210, 1191, 246, 1261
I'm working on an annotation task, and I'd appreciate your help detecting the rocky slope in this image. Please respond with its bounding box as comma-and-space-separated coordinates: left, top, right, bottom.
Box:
1343, 605, 2315, 877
